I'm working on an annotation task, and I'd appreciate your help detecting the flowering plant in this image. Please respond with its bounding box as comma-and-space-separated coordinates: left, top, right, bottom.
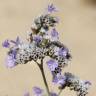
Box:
3, 4, 91, 96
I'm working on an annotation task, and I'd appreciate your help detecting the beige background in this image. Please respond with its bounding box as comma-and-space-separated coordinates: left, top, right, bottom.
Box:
0, 0, 96, 96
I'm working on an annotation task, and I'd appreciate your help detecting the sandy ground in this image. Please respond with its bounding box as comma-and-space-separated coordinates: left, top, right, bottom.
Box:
0, 0, 96, 96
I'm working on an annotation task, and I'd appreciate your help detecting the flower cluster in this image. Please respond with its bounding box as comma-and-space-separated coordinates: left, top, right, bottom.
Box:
53, 72, 91, 96
3, 4, 91, 96
3, 9, 71, 70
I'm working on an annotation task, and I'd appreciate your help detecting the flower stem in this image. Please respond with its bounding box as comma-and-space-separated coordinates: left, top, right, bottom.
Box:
40, 59, 50, 96
35, 59, 50, 96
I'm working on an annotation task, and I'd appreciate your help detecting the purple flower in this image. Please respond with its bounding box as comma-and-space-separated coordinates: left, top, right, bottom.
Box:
10, 36, 20, 46
33, 35, 42, 43
5, 55, 16, 68
84, 80, 91, 85
33, 87, 43, 96
5, 49, 17, 68
54, 47, 71, 60
46, 59, 58, 71
51, 28, 59, 37
2, 39, 10, 48
51, 28, 59, 41
53, 74, 66, 85
47, 4, 57, 13
24, 91, 30, 96
11, 50, 17, 59
50, 92, 58, 96
58, 48, 68, 57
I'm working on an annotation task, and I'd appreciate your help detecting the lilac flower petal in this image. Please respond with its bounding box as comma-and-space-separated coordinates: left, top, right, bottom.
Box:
10, 36, 20, 46
16, 36, 20, 45
2, 40, 10, 48
84, 80, 91, 85
51, 28, 59, 41
33, 87, 43, 96
52, 76, 58, 83
54, 47, 70, 59
58, 48, 68, 56
33, 35, 42, 43
5, 55, 16, 68
24, 91, 30, 96
11, 50, 17, 59
51, 29, 59, 37
53, 74, 66, 85
46, 59, 58, 71
47, 4, 57, 13
16, 36, 19, 42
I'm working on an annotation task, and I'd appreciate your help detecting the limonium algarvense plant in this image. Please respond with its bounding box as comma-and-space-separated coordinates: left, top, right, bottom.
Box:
3, 4, 91, 96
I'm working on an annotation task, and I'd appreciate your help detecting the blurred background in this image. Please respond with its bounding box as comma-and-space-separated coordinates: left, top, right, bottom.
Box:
0, 0, 96, 96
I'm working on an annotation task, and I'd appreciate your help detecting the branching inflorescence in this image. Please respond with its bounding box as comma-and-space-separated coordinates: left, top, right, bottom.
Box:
3, 4, 91, 96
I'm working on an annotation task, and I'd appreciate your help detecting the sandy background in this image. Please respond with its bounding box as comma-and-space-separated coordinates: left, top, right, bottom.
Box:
0, 0, 96, 96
